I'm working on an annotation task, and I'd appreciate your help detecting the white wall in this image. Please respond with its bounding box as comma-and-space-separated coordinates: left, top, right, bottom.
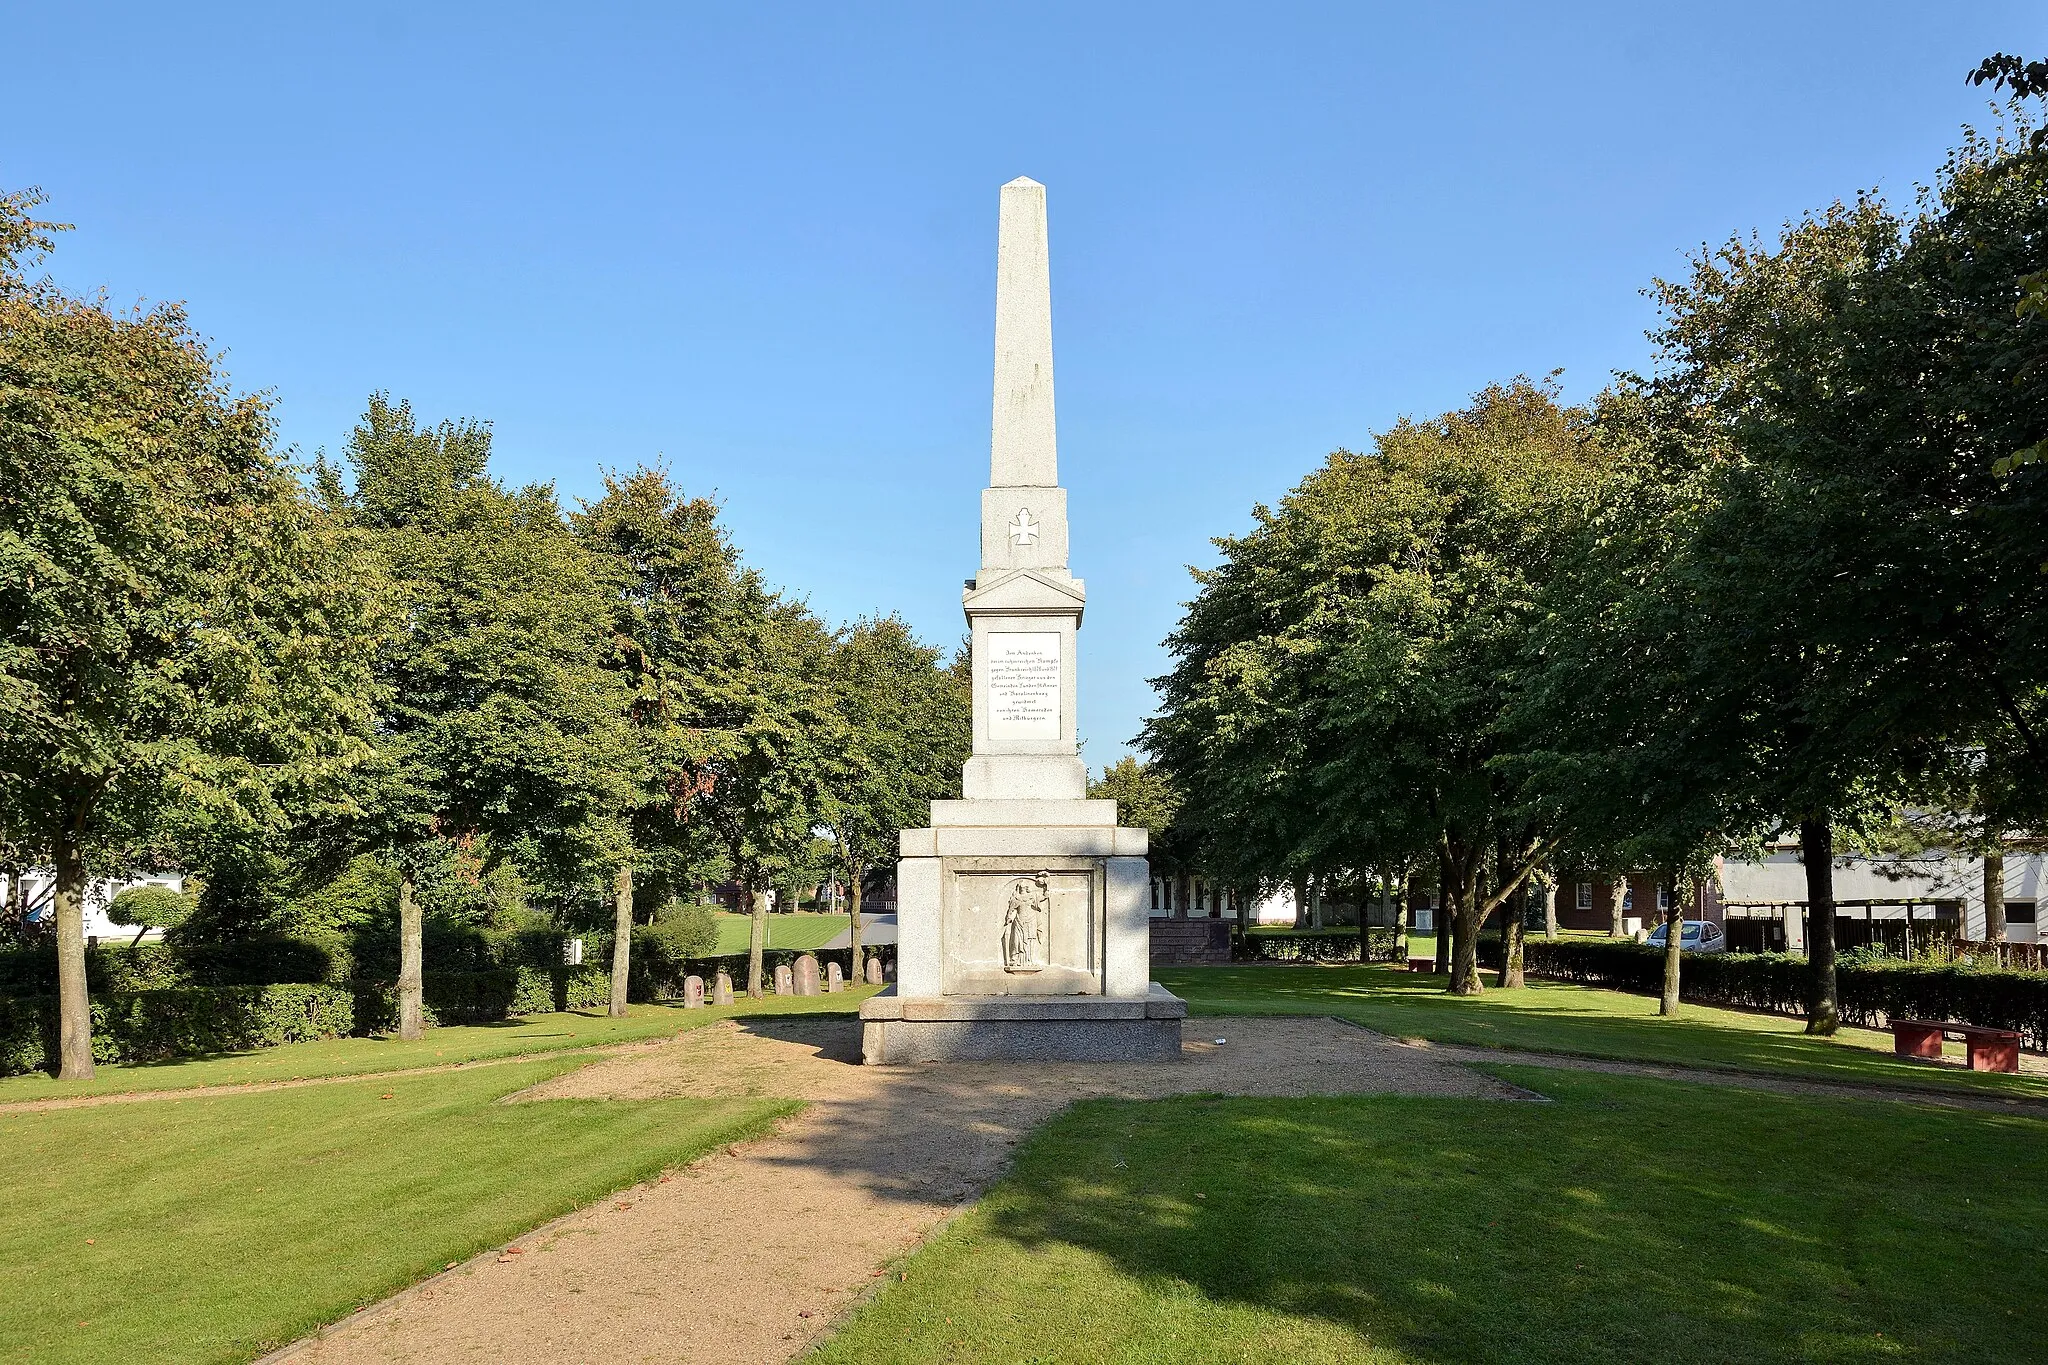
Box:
6, 871, 186, 941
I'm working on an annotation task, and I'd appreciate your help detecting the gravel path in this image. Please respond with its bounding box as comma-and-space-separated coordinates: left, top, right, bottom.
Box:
269, 1015, 1525, 1365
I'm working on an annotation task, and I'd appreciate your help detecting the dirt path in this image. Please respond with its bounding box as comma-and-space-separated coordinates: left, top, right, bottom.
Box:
1409, 1035, 2048, 1114
269, 1016, 1524, 1365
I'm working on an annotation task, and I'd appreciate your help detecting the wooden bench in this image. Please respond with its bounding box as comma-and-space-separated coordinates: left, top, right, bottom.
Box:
1891, 1018, 2023, 1074
1408, 957, 1436, 973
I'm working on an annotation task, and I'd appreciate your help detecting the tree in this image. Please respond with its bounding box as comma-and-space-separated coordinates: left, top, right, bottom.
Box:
700, 591, 837, 998
576, 466, 749, 1017
821, 617, 969, 982
340, 396, 635, 1039
0, 189, 381, 1078
106, 884, 192, 946
1148, 380, 1606, 996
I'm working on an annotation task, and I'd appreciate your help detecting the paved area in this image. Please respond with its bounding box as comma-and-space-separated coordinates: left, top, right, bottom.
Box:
271, 1015, 1525, 1365
818, 913, 896, 950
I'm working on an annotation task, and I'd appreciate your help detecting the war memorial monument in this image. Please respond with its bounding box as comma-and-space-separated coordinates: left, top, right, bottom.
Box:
858, 178, 1188, 1063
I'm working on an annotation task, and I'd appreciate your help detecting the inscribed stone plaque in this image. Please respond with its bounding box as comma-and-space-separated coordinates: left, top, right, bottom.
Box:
826, 961, 843, 992
713, 971, 734, 1006
794, 954, 820, 996
988, 632, 1061, 740
683, 974, 705, 1009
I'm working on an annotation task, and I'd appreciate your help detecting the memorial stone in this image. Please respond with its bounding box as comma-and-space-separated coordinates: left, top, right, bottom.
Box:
774, 963, 794, 996
864, 956, 885, 986
683, 974, 705, 1009
858, 178, 1186, 1063
713, 971, 734, 1006
794, 954, 821, 997
826, 961, 844, 992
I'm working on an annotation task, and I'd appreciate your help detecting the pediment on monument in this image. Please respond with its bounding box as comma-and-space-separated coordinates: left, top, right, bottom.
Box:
963, 568, 1088, 614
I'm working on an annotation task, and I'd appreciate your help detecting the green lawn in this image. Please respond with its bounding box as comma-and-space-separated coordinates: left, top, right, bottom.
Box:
813, 1068, 2048, 1364
0, 1058, 795, 1364
0, 991, 872, 1103
710, 910, 852, 954
1157, 964, 2048, 1101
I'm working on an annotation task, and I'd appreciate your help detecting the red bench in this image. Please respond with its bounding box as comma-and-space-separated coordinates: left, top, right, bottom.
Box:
1891, 1018, 2023, 1074
1408, 957, 1436, 973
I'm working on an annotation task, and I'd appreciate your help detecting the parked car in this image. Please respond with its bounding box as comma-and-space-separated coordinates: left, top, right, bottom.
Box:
1644, 919, 1727, 953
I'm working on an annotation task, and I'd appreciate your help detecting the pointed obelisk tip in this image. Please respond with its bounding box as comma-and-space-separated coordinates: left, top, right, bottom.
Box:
1003, 175, 1044, 189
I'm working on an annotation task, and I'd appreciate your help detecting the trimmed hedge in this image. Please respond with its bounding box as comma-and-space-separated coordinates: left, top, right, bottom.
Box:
1505, 938, 2048, 1050
0, 936, 345, 995
1235, 928, 1402, 964
0, 984, 355, 1075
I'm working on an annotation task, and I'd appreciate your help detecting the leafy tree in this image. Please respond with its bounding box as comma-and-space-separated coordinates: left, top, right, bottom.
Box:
0, 189, 381, 1077
1146, 380, 1606, 994
339, 396, 636, 1038
106, 884, 193, 946
576, 466, 749, 1016
820, 616, 969, 979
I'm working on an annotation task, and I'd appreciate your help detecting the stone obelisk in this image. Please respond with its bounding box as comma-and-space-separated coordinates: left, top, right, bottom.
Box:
859, 178, 1185, 1064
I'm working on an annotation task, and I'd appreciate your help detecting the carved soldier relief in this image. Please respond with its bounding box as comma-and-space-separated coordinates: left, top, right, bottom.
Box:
1002, 872, 1050, 972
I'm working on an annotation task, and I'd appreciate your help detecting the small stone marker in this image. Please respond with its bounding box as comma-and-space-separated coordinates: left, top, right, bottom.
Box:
683, 974, 704, 1009
864, 956, 884, 986
774, 963, 794, 996
713, 971, 734, 1006
794, 954, 821, 997
825, 961, 843, 992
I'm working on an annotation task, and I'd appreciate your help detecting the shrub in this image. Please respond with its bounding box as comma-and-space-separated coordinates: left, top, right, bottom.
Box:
1234, 928, 1401, 963
107, 885, 193, 941
0, 935, 344, 996
1506, 938, 2048, 1049
0, 984, 355, 1076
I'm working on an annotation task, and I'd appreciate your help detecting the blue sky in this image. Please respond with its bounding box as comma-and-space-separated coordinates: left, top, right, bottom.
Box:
10, 3, 2040, 767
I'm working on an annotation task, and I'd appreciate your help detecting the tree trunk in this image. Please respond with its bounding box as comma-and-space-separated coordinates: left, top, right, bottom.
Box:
1497, 880, 1526, 989
1985, 840, 2007, 943
1291, 871, 1309, 930
52, 832, 94, 1080
1432, 850, 1451, 975
397, 869, 424, 1041
745, 878, 767, 999
847, 866, 865, 985
1448, 853, 1483, 996
1801, 815, 1839, 1035
1659, 871, 1683, 1016
1309, 875, 1325, 930
1543, 873, 1559, 940
1607, 874, 1627, 938
609, 863, 633, 1018
1234, 884, 1250, 939
1394, 875, 1411, 962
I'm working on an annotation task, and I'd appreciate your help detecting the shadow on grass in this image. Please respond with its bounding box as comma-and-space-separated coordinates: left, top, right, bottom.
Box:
851, 1072, 2048, 1364
1156, 964, 2048, 1099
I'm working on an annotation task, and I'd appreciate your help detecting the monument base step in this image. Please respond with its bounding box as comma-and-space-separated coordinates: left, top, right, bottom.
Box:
857, 984, 1187, 1064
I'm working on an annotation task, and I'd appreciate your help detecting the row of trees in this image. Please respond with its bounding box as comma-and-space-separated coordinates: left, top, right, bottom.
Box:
0, 189, 969, 1079
1143, 70, 2048, 1029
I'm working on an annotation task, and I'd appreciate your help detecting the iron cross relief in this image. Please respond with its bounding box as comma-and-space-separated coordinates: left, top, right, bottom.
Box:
1007, 508, 1040, 546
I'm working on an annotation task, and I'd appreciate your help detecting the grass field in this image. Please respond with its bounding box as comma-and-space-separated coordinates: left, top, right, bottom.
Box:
0, 1058, 795, 1364
709, 911, 852, 954
0, 991, 872, 1103
813, 1066, 2048, 1364
1156, 963, 2048, 1100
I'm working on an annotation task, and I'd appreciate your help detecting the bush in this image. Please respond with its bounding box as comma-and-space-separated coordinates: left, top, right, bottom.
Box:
1506, 938, 2048, 1050
1234, 928, 1401, 963
0, 984, 355, 1076
0, 936, 345, 996
107, 885, 193, 939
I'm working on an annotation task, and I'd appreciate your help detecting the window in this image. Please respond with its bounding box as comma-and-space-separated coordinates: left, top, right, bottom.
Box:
1657, 886, 1670, 912
2008, 901, 2038, 925
1576, 883, 1593, 911
1622, 885, 1634, 911
1150, 880, 1161, 911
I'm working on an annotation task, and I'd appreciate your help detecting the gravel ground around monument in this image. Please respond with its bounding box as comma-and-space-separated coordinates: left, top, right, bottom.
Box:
276, 1015, 1526, 1365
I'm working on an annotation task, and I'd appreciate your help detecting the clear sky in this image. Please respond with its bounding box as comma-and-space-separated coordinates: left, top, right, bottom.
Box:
10, 3, 2040, 768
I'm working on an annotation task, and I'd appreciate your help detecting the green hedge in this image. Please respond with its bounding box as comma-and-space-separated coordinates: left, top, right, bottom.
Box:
0, 984, 355, 1075
0, 936, 345, 995
1234, 928, 1401, 963
1507, 938, 2048, 1050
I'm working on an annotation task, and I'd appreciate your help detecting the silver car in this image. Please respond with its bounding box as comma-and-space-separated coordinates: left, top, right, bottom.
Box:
1644, 919, 1727, 953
